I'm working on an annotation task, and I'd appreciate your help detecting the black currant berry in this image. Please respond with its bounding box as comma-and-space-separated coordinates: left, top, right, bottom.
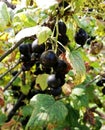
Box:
22, 61, 35, 71
32, 39, 45, 53
42, 66, 51, 74
58, 21, 67, 35
20, 54, 31, 62
75, 28, 88, 47
47, 74, 62, 88
40, 50, 58, 67
102, 87, 105, 95
53, 59, 67, 74
48, 87, 62, 96
58, 34, 69, 46
54, 21, 67, 36
19, 43, 31, 56
96, 79, 105, 87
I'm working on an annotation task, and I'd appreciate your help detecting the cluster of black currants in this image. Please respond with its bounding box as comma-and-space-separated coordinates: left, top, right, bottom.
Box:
16, 21, 70, 98
96, 78, 105, 95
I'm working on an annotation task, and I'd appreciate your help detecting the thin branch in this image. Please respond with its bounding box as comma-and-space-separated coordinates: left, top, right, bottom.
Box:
1, 0, 16, 9
0, 39, 23, 62
0, 60, 21, 80
6, 94, 26, 122
89, 106, 105, 120
94, 110, 105, 120
85, 75, 101, 87
3, 69, 22, 92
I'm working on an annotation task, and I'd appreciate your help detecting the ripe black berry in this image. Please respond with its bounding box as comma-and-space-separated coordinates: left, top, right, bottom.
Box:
32, 39, 45, 53
58, 21, 67, 35
96, 78, 105, 87
53, 59, 67, 74
40, 50, 58, 67
47, 74, 62, 88
19, 43, 31, 56
42, 66, 51, 74
58, 34, 69, 46
75, 28, 88, 47
20, 54, 31, 62
48, 87, 62, 96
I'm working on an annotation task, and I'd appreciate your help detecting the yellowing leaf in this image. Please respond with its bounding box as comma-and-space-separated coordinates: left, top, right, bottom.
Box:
36, 26, 52, 44
69, 50, 86, 85
36, 74, 49, 90
0, 33, 8, 41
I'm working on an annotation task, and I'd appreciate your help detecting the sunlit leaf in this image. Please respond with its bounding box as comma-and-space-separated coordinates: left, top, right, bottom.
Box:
15, 25, 52, 44
36, 74, 49, 91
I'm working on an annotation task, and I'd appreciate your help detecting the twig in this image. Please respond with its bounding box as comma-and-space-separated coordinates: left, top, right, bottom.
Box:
1, 0, 16, 9
6, 94, 26, 122
94, 110, 105, 120
0, 60, 21, 80
85, 75, 101, 87
0, 39, 24, 62
3, 69, 22, 92
89, 106, 105, 120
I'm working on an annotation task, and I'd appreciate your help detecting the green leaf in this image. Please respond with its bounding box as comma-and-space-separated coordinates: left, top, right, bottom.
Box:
0, 2, 10, 31
66, 104, 79, 127
71, 94, 88, 109
69, 50, 86, 85
26, 94, 68, 130
12, 77, 21, 86
0, 113, 7, 126
21, 84, 30, 95
15, 25, 52, 44
36, 26, 52, 44
72, 86, 85, 96
22, 105, 33, 117
36, 74, 49, 91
